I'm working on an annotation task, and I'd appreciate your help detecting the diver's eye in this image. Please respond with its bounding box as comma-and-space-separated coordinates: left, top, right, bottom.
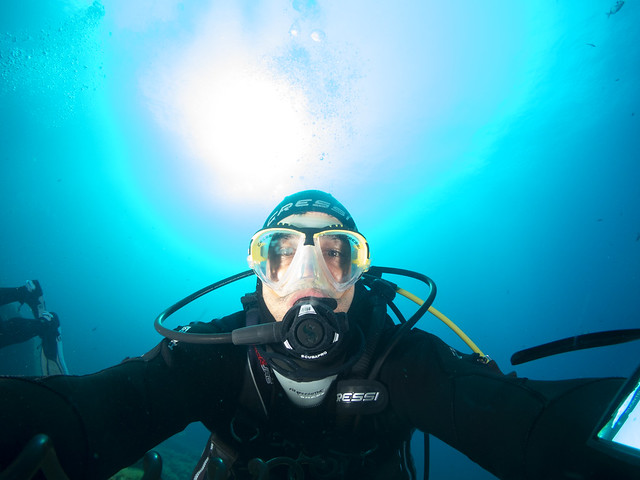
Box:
275, 246, 296, 256
270, 233, 299, 258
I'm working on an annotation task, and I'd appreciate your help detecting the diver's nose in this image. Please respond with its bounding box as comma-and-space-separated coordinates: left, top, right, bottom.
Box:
299, 246, 317, 279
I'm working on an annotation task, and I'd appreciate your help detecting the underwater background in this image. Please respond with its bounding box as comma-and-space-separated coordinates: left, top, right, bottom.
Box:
1, 1, 639, 478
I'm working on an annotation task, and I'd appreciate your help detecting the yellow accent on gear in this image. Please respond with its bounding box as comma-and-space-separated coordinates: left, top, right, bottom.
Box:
396, 288, 489, 362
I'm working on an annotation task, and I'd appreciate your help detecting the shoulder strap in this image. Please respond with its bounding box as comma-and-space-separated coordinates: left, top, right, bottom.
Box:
240, 348, 272, 421
239, 293, 274, 421
348, 283, 391, 379
191, 295, 271, 480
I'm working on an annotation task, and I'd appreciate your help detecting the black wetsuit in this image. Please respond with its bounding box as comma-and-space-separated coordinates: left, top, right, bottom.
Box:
0, 284, 637, 479
0, 317, 50, 349
0, 287, 48, 350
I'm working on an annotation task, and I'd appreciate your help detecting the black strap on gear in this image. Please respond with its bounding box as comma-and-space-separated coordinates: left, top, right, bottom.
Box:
334, 282, 391, 423
347, 279, 423, 480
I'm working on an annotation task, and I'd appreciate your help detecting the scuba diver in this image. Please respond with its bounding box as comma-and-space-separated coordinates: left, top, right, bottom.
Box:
0, 280, 68, 376
0, 190, 638, 479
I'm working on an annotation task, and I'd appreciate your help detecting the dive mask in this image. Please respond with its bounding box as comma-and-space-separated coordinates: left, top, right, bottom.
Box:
247, 225, 370, 298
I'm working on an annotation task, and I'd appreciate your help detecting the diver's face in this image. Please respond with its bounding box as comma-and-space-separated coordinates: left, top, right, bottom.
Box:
261, 212, 355, 322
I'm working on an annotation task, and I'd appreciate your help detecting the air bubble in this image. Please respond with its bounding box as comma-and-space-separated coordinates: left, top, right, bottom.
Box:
310, 29, 325, 43
289, 21, 301, 38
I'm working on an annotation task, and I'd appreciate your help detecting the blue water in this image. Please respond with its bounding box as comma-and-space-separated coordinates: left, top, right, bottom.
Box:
1, 1, 639, 478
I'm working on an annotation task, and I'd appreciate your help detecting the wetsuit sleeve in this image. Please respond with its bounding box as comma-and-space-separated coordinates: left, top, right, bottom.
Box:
0, 336, 245, 479
380, 329, 639, 479
0, 317, 46, 348
0, 287, 22, 305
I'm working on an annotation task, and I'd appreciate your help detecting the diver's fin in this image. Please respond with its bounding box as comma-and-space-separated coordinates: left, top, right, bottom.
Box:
40, 332, 69, 376
511, 328, 640, 365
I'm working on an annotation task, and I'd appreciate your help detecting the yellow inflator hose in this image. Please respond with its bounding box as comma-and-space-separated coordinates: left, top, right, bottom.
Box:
396, 287, 489, 362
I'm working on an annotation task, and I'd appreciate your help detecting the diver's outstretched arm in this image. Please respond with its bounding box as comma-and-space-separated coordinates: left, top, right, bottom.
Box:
381, 329, 639, 479
0, 350, 188, 479
0, 336, 244, 479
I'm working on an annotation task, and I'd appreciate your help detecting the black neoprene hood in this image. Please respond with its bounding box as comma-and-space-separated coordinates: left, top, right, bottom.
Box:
263, 190, 358, 230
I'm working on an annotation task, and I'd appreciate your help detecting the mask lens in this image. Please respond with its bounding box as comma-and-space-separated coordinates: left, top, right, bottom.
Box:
268, 232, 302, 282
249, 229, 304, 287
316, 231, 369, 288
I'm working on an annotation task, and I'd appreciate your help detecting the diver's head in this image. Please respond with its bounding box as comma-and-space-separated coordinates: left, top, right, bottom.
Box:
248, 190, 370, 322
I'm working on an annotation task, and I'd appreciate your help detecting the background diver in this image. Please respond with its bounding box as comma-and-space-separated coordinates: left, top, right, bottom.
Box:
0, 280, 68, 376
0, 190, 638, 479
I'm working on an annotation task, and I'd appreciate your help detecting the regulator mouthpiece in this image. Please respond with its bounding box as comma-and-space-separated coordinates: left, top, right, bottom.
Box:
280, 297, 346, 361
